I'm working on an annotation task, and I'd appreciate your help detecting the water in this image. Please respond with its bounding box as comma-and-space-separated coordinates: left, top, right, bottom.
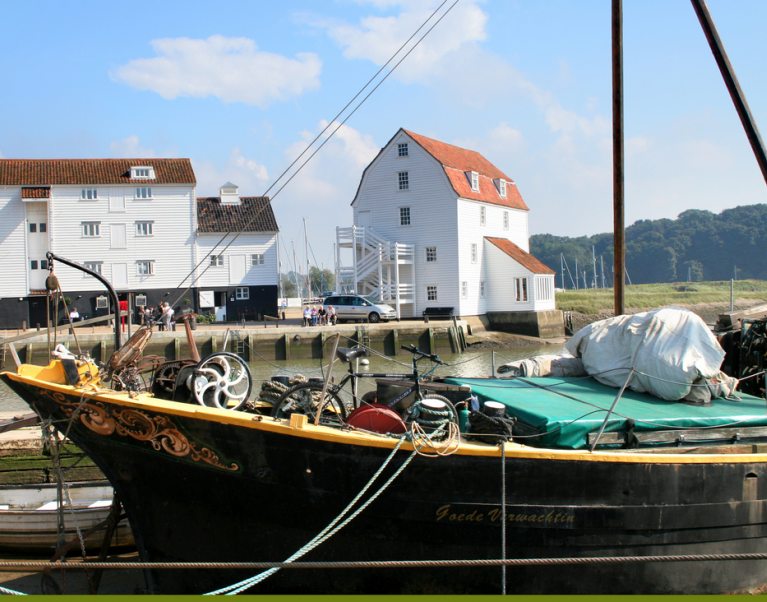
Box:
0, 345, 559, 413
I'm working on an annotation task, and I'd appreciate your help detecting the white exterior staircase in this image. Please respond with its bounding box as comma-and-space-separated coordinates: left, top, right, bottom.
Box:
336, 226, 416, 318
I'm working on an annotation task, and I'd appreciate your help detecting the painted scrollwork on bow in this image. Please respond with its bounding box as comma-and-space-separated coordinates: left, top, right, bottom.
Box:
34, 387, 239, 472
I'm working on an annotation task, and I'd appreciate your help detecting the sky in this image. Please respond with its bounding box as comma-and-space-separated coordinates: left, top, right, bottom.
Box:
2, 0, 766, 276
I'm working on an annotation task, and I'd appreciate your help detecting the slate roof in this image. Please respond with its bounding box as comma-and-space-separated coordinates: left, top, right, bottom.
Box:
485, 237, 554, 274
197, 197, 278, 233
21, 186, 51, 199
404, 129, 529, 211
0, 159, 196, 185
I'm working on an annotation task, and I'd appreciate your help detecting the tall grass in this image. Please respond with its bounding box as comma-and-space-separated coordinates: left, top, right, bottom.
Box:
556, 280, 767, 314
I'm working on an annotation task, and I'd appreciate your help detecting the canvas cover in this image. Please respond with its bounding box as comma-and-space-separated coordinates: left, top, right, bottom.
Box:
564, 307, 725, 401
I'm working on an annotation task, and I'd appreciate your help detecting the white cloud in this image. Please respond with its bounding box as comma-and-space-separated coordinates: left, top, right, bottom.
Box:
109, 135, 157, 158
111, 35, 321, 107
314, 0, 486, 81
195, 149, 270, 197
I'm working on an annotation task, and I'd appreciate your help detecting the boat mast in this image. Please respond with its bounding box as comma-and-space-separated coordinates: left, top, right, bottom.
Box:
303, 217, 310, 299
691, 0, 767, 186
612, 0, 625, 316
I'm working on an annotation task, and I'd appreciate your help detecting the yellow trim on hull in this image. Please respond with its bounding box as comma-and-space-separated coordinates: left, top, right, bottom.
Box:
5, 364, 767, 465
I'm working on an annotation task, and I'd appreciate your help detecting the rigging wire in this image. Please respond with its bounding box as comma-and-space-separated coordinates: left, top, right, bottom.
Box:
168, 0, 460, 309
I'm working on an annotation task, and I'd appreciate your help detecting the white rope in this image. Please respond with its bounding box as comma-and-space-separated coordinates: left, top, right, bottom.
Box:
205, 434, 415, 595
0, 585, 27, 596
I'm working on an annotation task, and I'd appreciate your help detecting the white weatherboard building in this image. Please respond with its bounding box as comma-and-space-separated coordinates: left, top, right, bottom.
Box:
337, 128, 561, 336
0, 160, 278, 329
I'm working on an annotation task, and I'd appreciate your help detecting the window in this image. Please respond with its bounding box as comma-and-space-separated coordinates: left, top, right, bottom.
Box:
251, 253, 264, 266
136, 260, 154, 276
135, 187, 152, 199
399, 206, 411, 226
480, 280, 485, 298
498, 179, 507, 198
40, 223, 47, 233
81, 188, 98, 200
82, 222, 101, 237
461, 281, 468, 298
427, 285, 437, 301
470, 171, 479, 192
131, 166, 155, 179
503, 211, 509, 230
30, 260, 38, 270
210, 255, 224, 267
135, 221, 154, 236
29, 223, 36, 233
398, 171, 409, 190
425, 246, 437, 262
480, 206, 486, 226
84, 261, 102, 275
235, 287, 249, 300
515, 277, 528, 302
471, 243, 477, 263
397, 143, 408, 157
40, 259, 48, 270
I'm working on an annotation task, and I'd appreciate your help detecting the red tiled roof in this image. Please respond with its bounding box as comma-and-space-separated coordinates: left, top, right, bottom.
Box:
21, 186, 50, 199
485, 237, 554, 274
0, 159, 196, 185
404, 129, 528, 211
197, 197, 278, 233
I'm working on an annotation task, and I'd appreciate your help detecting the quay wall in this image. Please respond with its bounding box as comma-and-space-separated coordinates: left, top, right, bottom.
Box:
1, 320, 470, 367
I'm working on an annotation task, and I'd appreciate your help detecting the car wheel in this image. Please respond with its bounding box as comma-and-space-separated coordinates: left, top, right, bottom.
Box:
368, 312, 380, 323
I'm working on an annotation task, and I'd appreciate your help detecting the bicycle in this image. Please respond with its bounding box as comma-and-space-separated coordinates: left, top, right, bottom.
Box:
271, 344, 455, 427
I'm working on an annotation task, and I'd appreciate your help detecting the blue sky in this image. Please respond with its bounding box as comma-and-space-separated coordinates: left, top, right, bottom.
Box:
2, 0, 766, 274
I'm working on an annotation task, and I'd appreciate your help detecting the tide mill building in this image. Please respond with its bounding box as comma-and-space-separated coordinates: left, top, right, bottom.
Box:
0, 159, 278, 329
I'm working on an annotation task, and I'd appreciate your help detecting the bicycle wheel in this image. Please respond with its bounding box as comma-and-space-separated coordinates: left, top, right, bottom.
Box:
272, 382, 348, 426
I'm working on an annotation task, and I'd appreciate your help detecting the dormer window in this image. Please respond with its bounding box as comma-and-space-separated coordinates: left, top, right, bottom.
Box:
496, 178, 507, 198
131, 166, 155, 180
469, 171, 479, 192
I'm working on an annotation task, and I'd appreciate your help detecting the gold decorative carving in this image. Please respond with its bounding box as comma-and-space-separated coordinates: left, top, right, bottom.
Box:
35, 387, 239, 472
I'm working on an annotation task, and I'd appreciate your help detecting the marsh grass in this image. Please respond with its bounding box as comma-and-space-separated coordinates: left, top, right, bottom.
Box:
556, 280, 767, 314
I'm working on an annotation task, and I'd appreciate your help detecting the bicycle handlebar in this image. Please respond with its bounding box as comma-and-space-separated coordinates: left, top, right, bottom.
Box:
400, 344, 443, 365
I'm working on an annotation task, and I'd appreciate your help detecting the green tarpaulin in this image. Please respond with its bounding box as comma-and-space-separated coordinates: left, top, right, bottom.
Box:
443, 376, 767, 449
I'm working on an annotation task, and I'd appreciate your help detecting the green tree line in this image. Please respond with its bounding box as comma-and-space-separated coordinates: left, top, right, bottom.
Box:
280, 267, 335, 298
530, 204, 767, 287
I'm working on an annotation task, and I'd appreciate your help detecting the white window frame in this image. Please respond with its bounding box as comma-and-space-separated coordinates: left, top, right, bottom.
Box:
397, 143, 408, 157
470, 171, 479, 192
235, 286, 249, 300
95, 295, 108, 309
136, 260, 154, 276
398, 171, 409, 191
480, 206, 486, 226
503, 211, 509, 230
425, 246, 437, 262
515, 277, 528, 302
251, 253, 264, 266
471, 243, 477, 264
82, 222, 101, 238
135, 221, 154, 237
210, 255, 224, 267
498, 179, 507, 198
135, 294, 148, 307
81, 188, 98, 200
461, 281, 468, 298
135, 186, 153, 199
84, 261, 103, 276
131, 166, 155, 179
426, 285, 438, 302
400, 206, 411, 226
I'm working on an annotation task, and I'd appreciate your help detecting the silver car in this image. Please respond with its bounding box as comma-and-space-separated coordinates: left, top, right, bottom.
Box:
323, 295, 397, 323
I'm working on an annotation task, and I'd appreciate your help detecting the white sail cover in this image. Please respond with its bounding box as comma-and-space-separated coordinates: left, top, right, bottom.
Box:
565, 307, 725, 400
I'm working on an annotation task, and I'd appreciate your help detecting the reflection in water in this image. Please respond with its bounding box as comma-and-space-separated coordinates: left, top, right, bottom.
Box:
0, 346, 558, 413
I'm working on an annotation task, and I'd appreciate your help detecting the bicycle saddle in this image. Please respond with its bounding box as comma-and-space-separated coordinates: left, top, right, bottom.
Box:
336, 346, 368, 363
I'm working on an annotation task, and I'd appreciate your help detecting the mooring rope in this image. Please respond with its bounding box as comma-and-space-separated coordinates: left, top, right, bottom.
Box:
205, 434, 417, 595
0, 585, 26, 596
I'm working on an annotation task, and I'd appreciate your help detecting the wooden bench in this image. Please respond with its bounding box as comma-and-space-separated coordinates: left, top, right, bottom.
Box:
422, 307, 455, 322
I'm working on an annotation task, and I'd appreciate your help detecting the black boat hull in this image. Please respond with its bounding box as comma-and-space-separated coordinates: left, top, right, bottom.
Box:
5, 377, 767, 594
